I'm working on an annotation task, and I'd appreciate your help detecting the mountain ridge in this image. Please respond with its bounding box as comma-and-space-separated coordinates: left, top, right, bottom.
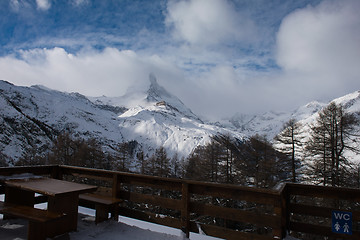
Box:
0, 76, 242, 163
1, 77, 360, 165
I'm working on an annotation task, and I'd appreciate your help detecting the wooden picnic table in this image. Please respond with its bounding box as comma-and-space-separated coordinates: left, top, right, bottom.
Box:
2, 177, 97, 239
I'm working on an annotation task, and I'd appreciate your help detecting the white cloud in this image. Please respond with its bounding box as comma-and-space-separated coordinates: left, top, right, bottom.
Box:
2, 0, 360, 120
180, 0, 360, 118
0, 47, 183, 97
276, 0, 360, 97
165, 0, 257, 46
71, 0, 89, 7
36, 0, 51, 11
9, 0, 32, 12
9, 0, 20, 11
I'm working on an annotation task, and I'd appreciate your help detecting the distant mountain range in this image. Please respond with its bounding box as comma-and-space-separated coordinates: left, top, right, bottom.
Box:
213, 100, 326, 139
1, 75, 359, 164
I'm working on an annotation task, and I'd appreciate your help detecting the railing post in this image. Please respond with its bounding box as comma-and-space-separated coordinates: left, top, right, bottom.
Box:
280, 183, 289, 239
111, 173, 120, 220
50, 165, 63, 180
181, 182, 190, 238
112, 173, 119, 198
273, 183, 289, 239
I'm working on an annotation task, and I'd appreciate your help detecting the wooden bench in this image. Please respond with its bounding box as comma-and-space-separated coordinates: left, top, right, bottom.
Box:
79, 193, 122, 223
0, 201, 65, 240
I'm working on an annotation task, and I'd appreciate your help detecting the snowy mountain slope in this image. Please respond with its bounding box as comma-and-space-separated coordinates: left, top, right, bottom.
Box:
1, 74, 359, 165
91, 73, 201, 122
296, 90, 360, 164
216, 101, 326, 140
296, 91, 360, 137
0, 76, 244, 163
0, 88, 53, 162
92, 74, 244, 158
270, 90, 360, 178
0, 80, 125, 162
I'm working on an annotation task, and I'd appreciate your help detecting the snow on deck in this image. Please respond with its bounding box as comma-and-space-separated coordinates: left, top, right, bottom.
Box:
0, 194, 221, 240
74, 207, 222, 240
0, 195, 298, 240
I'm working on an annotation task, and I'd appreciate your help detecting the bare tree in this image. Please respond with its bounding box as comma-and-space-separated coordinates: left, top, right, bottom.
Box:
185, 141, 222, 182
49, 132, 76, 165
235, 135, 279, 188
274, 119, 303, 182
213, 134, 240, 184
149, 147, 170, 177
306, 102, 358, 186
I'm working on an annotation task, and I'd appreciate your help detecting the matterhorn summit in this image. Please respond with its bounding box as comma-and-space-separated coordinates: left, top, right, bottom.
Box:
147, 73, 172, 102
115, 73, 243, 158
145, 73, 201, 121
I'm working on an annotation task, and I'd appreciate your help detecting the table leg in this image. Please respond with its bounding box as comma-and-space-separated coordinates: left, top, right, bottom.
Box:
28, 221, 46, 240
47, 193, 79, 233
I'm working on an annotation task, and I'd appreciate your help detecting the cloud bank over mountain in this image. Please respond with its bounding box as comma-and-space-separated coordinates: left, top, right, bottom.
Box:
0, 0, 359, 119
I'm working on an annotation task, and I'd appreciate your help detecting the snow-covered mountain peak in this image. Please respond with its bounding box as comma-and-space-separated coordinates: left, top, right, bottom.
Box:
217, 100, 329, 140
304, 101, 324, 109
91, 74, 199, 120
333, 90, 360, 111
146, 73, 172, 103
31, 84, 58, 93
108, 74, 244, 158
113, 74, 200, 122
291, 101, 326, 121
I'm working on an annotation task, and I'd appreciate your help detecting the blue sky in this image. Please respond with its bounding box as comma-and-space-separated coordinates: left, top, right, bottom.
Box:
0, 0, 359, 119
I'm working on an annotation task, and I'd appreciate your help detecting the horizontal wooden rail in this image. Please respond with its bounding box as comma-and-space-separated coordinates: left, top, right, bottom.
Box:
188, 181, 280, 206
285, 183, 360, 239
289, 222, 360, 240
118, 206, 182, 229
59, 165, 115, 180
286, 183, 360, 200
0, 165, 57, 177
289, 203, 360, 220
119, 190, 182, 210
58, 165, 283, 240
190, 202, 280, 228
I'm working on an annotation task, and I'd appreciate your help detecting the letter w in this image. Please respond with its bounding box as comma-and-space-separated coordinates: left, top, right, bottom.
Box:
334, 213, 344, 220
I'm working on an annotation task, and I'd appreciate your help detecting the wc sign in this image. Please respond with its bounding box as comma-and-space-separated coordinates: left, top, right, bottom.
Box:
332, 211, 352, 235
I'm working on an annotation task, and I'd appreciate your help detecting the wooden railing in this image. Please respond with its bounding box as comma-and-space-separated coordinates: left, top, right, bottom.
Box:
1, 165, 360, 240
284, 183, 360, 239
